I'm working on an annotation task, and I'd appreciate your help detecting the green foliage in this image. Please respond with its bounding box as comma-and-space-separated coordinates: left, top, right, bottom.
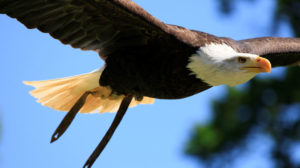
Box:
186, 1, 300, 167
217, 0, 300, 36
217, 0, 256, 14
186, 68, 300, 167
275, 0, 300, 36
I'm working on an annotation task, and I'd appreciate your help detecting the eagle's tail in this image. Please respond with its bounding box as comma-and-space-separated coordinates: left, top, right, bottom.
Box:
23, 68, 154, 114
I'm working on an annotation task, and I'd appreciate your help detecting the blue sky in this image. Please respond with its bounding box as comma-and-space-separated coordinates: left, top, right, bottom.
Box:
0, 0, 294, 168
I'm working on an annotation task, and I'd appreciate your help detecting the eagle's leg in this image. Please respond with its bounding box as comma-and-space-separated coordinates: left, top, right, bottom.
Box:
83, 94, 133, 168
50, 91, 92, 143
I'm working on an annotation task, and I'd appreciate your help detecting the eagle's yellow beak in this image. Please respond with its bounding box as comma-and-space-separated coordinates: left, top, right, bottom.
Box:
242, 57, 272, 73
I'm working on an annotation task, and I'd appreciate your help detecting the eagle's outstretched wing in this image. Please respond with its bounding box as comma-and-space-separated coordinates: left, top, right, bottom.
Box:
0, 0, 209, 58
237, 37, 300, 67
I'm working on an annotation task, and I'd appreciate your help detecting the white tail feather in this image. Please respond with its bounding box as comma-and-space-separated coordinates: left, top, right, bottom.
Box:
24, 68, 154, 113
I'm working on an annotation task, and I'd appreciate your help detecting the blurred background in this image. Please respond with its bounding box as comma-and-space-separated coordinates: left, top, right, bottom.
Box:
0, 0, 299, 168
185, 0, 300, 168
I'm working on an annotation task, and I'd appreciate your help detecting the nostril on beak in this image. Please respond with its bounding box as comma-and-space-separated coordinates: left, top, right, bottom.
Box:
256, 58, 261, 62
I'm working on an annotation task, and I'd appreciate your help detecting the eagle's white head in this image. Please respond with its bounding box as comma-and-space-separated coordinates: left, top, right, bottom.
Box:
187, 43, 271, 86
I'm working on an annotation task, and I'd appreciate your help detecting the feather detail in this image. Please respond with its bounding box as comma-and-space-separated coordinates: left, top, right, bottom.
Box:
24, 67, 154, 113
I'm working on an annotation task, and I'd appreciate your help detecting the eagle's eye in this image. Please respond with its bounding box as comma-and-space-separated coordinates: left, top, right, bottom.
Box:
237, 57, 247, 63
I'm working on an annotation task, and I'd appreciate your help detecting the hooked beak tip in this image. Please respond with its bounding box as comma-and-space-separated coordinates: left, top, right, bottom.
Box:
256, 57, 272, 73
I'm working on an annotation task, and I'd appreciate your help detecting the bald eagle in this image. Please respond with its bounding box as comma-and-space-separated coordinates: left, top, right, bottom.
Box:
0, 0, 300, 167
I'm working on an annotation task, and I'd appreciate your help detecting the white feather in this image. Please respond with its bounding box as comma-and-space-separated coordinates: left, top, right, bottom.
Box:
187, 43, 258, 86
24, 67, 154, 113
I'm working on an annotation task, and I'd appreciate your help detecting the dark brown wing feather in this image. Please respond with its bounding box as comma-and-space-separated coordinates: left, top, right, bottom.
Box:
236, 37, 300, 67
0, 0, 205, 57
0, 0, 214, 99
